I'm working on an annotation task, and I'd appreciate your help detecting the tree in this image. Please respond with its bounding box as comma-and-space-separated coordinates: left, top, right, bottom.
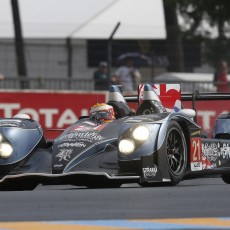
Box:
178, 0, 230, 65
163, 0, 184, 72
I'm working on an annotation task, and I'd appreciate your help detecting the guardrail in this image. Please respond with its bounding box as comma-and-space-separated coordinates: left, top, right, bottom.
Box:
0, 76, 220, 92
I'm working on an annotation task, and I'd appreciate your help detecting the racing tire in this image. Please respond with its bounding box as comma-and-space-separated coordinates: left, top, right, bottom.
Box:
222, 174, 230, 184
166, 121, 187, 185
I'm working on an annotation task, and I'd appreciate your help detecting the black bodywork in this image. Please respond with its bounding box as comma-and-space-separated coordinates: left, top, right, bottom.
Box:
0, 92, 230, 190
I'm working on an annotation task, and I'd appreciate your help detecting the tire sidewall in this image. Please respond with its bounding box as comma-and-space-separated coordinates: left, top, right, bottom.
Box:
166, 121, 187, 185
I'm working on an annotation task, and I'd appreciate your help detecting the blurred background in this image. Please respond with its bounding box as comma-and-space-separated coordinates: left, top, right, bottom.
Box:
0, 0, 230, 92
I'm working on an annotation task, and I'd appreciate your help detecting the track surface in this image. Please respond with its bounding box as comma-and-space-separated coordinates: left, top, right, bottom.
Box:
0, 178, 229, 222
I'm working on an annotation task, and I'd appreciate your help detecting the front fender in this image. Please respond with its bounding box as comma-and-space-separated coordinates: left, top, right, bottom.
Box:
0, 119, 43, 165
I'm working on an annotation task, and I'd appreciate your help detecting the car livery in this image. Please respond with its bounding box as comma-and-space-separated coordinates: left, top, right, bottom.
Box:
0, 84, 229, 190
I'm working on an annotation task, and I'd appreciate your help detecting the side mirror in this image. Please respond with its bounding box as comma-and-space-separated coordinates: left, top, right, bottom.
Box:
180, 109, 196, 118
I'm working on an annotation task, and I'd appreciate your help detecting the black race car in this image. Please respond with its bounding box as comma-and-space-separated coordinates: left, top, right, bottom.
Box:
0, 84, 229, 190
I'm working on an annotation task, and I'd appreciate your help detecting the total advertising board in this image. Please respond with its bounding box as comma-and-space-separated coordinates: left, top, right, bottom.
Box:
0, 90, 227, 139
0, 90, 107, 139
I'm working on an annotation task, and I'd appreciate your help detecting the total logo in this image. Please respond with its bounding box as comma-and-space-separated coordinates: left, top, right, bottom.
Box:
0, 103, 88, 128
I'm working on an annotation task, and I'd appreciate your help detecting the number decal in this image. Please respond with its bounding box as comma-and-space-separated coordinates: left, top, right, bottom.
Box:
190, 138, 202, 171
192, 139, 201, 161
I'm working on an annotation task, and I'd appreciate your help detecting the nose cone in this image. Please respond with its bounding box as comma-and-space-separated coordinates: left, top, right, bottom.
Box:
142, 84, 161, 102
108, 85, 126, 102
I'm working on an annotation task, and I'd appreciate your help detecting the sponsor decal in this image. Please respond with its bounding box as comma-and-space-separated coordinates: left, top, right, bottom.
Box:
57, 142, 86, 148
53, 164, 64, 168
201, 142, 230, 169
56, 149, 73, 162
220, 143, 230, 159
202, 143, 219, 162
190, 137, 202, 171
142, 108, 154, 115
202, 142, 230, 161
191, 130, 200, 137
142, 165, 157, 179
72, 123, 106, 132
191, 162, 203, 171
58, 131, 104, 143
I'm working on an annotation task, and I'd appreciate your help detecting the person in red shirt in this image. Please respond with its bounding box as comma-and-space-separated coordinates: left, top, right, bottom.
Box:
214, 60, 229, 92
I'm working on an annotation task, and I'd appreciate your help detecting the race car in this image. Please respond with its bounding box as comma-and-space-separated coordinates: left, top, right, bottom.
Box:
0, 83, 229, 190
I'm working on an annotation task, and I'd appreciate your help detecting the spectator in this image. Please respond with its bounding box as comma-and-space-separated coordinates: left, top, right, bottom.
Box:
111, 58, 141, 92
214, 60, 229, 92
93, 61, 109, 90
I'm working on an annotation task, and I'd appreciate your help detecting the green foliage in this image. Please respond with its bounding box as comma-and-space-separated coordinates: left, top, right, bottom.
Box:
164, 0, 230, 66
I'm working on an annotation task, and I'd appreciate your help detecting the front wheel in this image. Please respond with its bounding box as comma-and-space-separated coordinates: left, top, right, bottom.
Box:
166, 121, 187, 185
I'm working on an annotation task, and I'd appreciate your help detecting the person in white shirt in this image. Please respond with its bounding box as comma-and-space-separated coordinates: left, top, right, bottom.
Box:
111, 58, 141, 92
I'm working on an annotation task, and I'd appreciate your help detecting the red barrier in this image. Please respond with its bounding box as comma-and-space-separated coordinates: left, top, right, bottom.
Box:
0, 91, 107, 139
0, 90, 228, 139
183, 100, 229, 135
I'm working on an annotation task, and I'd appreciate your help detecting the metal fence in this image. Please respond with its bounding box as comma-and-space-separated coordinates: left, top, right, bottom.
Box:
0, 76, 219, 93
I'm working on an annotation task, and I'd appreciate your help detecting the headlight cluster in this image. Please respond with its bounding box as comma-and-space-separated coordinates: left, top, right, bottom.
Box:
118, 125, 150, 156
0, 134, 13, 159
132, 125, 150, 141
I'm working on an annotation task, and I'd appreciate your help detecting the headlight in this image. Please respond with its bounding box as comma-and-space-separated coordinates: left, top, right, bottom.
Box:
0, 143, 13, 159
118, 139, 135, 155
132, 125, 150, 141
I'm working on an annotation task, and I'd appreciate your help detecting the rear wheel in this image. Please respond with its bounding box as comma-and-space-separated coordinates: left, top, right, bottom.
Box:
166, 121, 187, 185
222, 174, 230, 184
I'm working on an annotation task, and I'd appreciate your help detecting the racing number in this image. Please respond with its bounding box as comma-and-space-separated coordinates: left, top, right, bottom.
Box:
190, 137, 202, 171
192, 138, 201, 161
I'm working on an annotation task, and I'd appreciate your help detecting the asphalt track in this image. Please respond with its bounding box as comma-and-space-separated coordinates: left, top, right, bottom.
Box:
0, 178, 230, 229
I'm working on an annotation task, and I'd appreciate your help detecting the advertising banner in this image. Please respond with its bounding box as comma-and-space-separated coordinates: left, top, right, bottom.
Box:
0, 91, 107, 139
0, 90, 228, 139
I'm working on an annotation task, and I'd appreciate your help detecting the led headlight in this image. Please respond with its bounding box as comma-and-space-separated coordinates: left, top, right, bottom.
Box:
0, 143, 13, 159
132, 125, 150, 141
118, 139, 135, 155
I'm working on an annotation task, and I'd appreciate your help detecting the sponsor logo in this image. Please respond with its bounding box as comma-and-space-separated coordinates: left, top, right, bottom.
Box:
142, 165, 157, 179
202, 143, 219, 162
54, 164, 64, 168
191, 162, 202, 171
72, 123, 106, 132
57, 142, 86, 148
56, 149, 73, 162
202, 142, 230, 161
191, 130, 200, 137
58, 131, 104, 142
220, 143, 230, 159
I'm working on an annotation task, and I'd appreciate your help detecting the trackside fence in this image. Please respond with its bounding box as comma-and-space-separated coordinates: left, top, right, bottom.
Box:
0, 77, 221, 93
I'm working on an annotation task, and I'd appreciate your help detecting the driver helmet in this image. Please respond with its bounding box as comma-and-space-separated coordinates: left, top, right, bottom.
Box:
90, 103, 115, 123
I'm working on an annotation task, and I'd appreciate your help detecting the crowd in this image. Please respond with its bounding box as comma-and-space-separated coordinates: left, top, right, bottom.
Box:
93, 58, 142, 92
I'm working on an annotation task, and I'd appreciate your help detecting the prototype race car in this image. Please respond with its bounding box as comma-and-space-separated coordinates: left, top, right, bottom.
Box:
0, 83, 230, 190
